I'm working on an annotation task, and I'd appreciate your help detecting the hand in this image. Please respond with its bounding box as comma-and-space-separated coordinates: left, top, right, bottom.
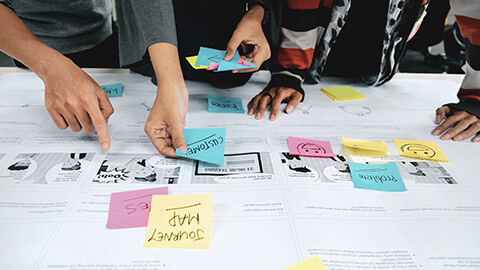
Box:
432, 106, 480, 142
44, 57, 114, 151
247, 87, 303, 121
144, 83, 188, 157
223, 4, 270, 73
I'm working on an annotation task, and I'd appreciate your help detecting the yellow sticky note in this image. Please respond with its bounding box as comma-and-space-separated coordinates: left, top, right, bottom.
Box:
143, 194, 213, 249
186, 55, 209, 70
286, 256, 326, 270
342, 138, 391, 152
321, 86, 365, 101
394, 139, 449, 162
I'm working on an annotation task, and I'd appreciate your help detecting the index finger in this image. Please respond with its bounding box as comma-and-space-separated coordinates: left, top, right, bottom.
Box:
87, 105, 110, 151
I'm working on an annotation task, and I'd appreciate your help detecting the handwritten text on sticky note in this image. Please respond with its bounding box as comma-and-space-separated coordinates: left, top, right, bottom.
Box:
348, 162, 406, 192
175, 128, 226, 164
100, 83, 123, 98
143, 194, 213, 249
208, 94, 245, 114
106, 187, 169, 229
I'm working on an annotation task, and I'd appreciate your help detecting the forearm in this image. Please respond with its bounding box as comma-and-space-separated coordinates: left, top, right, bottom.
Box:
0, 4, 67, 79
148, 42, 187, 98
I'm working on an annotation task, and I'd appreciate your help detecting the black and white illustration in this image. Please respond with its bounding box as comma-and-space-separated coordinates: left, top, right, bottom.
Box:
280, 152, 352, 183
93, 153, 180, 184
338, 104, 372, 116
396, 161, 457, 184
191, 152, 275, 184
0, 152, 94, 184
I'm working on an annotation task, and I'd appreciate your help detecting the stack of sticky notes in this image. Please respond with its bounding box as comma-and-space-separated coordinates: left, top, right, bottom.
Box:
186, 46, 257, 72
342, 138, 391, 157
320, 86, 365, 101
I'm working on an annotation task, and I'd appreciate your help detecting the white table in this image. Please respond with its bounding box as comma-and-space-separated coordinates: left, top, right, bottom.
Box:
0, 68, 478, 270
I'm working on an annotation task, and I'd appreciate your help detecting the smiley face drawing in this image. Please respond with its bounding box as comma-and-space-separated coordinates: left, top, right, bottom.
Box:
400, 143, 436, 159
296, 143, 327, 155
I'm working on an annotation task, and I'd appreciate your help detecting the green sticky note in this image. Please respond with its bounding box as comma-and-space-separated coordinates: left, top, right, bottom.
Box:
321, 86, 365, 101
101, 83, 123, 98
348, 162, 406, 192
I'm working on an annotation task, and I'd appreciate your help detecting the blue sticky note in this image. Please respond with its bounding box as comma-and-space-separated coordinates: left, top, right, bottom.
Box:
217, 57, 256, 72
196, 47, 256, 72
101, 83, 123, 98
348, 162, 406, 192
196, 47, 230, 66
175, 128, 226, 165
208, 94, 245, 114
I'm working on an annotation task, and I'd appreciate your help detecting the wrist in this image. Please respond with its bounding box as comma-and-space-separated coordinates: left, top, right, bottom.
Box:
245, 4, 265, 23
32, 50, 74, 82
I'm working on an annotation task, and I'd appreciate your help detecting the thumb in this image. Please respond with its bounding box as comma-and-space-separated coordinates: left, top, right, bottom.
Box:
170, 121, 187, 154
224, 33, 242, 61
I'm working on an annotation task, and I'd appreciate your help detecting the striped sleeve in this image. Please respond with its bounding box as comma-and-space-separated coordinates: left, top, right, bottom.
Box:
266, 0, 332, 98
451, 0, 480, 102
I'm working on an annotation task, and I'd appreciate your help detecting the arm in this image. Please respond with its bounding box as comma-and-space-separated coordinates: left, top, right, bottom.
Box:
0, 4, 113, 150
145, 43, 188, 157
247, 0, 332, 120
116, 0, 187, 157
223, 2, 270, 73
432, 0, 480, 142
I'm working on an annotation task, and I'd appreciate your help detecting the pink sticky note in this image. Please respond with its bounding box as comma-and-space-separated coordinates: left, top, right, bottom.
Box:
106, 187, 168, 229
208, 62, 219, 70
288, 136, 337, 157
238, 58, 251, 66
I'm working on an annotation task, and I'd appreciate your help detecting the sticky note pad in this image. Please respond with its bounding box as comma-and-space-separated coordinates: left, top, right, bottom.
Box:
394, 139, 449, 162
320, 86, 365, 101
349, 162, 406, 192
106, 187, 169, 229
208, 94, 245, 114
288, 136, 336, 157
286, 256, 326, 270
101, 83, 123, 98
143, 194, 213, 249
175, 128, 226, 164
185, 56, 208, 70
342, 138, 391, 152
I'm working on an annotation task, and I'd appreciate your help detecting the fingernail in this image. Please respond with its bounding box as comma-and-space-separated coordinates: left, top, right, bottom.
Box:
473, 137, 480, 142
442, 134, 451, 140
232, 70, 238, 73
255, 112, 262, 119
454, 135, 463, 141
432, 130, 439, 136
286, 106, 293, 114
179, 146, 187, 154
434, 115, 440, 123
248, 109, 254, 115
269, 114, 276, 121
101, 143, 109, 151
